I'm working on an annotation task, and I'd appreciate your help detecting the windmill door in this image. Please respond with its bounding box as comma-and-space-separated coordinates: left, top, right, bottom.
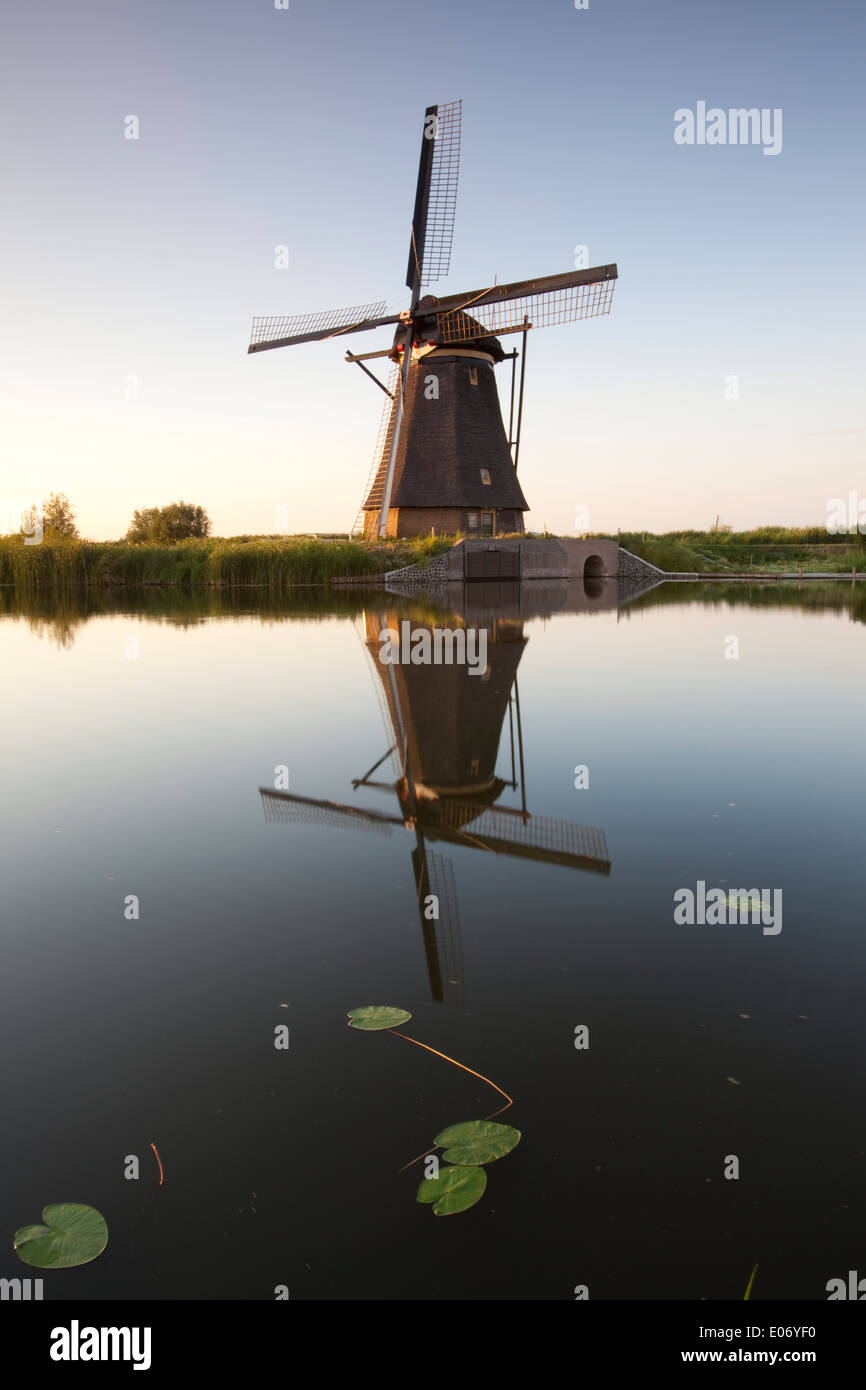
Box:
464, 546, 521, 581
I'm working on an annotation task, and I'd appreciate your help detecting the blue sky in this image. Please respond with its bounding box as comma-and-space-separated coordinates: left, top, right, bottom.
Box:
1, 0, 864, 538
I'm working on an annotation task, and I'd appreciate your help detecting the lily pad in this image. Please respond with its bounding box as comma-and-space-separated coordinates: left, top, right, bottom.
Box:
347, 1005, 412, 1031
14, 1204, 108, 1269
434, 1119, 521, 1165
416, 1165, 487, 1215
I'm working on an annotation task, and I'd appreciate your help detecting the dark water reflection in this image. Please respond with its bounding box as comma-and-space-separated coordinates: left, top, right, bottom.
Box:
0, 580, 864, 1300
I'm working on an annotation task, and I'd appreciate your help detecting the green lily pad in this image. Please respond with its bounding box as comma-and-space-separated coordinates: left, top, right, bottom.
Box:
416, 1165, 487, 1215
434, 1119, 521, 1165
347, 1005, 412, 1031
723, 895, 771, 913
14, 1204, 108, 1269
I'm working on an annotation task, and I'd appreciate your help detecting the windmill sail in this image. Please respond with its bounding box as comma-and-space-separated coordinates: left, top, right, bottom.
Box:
419, 850, 465, 1007
260, 788, 397, 835
248, 302, 399, 353
428, 801, 611, 873
431, 266, 617, 342
351, 365, 401, 534
406, 100, 462, 291
260, 786, 467, 1007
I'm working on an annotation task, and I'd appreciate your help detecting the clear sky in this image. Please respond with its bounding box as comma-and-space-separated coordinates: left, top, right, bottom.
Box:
1, 0, 864, 539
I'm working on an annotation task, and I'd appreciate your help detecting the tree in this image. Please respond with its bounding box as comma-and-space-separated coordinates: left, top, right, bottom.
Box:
126, 501, 212, 543
126, 508, 159, 543
42, 492, 79, 538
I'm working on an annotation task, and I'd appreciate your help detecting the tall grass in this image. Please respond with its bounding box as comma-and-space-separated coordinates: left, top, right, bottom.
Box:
614, 530, 865, 574
0, 535, 455, 592
2, 529, 861, 591
616, 534, 711, 572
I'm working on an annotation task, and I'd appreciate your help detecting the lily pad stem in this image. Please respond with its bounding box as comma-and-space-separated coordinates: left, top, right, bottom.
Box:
388, 1029, 513, 1171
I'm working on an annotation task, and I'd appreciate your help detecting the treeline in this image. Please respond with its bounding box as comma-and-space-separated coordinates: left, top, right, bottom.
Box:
126, 502, 211, 542
7, 494, 213, 543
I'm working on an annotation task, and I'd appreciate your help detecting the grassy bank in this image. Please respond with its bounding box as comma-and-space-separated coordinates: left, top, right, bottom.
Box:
1, 528, 862, 591
0, 534, 454, 592
613, 528, 866, 574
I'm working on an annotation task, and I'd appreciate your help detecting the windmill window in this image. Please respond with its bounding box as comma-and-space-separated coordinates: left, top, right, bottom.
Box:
480, 469, 491, 485
467, 512, 478, 528
468, 366, 478, 385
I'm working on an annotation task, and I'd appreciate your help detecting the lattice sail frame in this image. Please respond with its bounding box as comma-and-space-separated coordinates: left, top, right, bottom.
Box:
260, 790, 393, 836
354, 365, 400, 526
426, 852, 465, 1005
435, 278, 615, 343
420, 99, 461, 286
437, 802, 611, 867
250, 301, 389, 348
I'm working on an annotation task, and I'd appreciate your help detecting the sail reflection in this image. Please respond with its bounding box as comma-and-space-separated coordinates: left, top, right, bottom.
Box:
261, 596, 610, 1007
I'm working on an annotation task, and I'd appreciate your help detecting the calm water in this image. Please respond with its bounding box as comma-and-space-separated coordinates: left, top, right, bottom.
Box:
1, 580, 864, 1301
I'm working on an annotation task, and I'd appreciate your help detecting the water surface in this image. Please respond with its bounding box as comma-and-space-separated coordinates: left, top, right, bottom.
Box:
1, 580, 863, 1300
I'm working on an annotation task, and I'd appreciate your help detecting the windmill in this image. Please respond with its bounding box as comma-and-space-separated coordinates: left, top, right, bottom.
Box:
248, 100, 617, 540
260, 605, 611, 1007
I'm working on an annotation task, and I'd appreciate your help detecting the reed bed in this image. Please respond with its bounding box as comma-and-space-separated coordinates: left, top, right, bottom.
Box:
2, 529, 860, 592
0, 535, 454, 592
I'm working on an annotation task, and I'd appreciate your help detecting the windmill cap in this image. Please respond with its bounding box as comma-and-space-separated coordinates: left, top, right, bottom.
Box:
415, 296, 506, 361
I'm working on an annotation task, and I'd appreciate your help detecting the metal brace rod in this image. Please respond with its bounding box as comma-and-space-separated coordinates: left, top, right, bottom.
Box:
514, 675, 528, 821
352, 742, 398, 788
346, 354, 394, 397
345, 347, 395, 362
513, 319, 529, 472
478, 320, 534, 340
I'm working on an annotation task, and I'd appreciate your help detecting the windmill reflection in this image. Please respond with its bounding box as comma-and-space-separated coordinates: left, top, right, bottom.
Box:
260, 600, 610, 1008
